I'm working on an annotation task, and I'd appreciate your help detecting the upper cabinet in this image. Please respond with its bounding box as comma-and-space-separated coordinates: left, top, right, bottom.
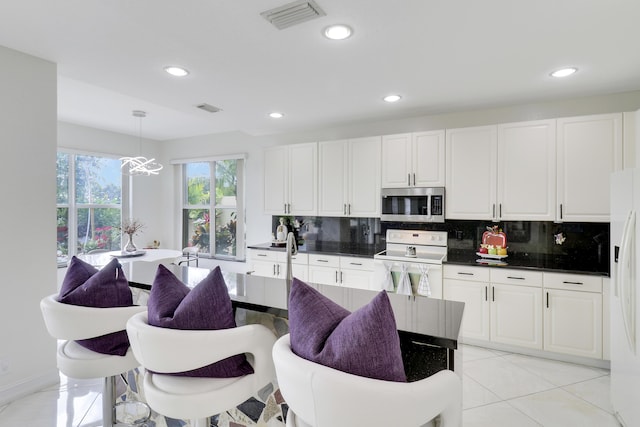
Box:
557, 113, 622, 222
446, 125, 498, 220
263, 142, 317, 216
381, 131, 445, 188
318, 136, 381, 217
497, 120, 556, 221
447, 114, 622, 222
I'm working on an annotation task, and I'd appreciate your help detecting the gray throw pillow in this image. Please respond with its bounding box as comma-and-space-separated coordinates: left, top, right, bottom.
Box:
288, 278, 406, 382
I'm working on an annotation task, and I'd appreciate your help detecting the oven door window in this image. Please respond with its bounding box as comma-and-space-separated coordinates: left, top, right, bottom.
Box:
382, 195, 429, 216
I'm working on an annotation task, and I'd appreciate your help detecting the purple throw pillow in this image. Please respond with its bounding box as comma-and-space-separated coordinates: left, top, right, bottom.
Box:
147, 265, 254, 378
288, 278, 407, 382
58, 256, 134, 356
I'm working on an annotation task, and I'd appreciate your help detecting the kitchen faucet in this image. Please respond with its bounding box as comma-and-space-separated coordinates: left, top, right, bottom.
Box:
285, 231, 298, 293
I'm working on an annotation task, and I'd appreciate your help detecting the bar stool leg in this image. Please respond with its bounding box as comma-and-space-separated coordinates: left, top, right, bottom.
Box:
103, 375, 117, 427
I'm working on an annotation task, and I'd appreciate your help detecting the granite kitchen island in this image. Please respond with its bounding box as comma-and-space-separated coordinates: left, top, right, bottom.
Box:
124, 262, 465, 380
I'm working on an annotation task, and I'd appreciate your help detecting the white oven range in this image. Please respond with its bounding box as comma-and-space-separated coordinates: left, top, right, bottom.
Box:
374, 229, 447, 298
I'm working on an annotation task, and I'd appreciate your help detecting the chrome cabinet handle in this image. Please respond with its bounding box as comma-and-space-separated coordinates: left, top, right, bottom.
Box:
413, 173, 416, 186
485, 286, 488, 301
507, 276, 525, 280
499, 203, 502, 218
340, 271, 343, 283
408, 173, 411, 186
318, 259, 329, 263
560, 203, 563, 220
344, 204, 347, 215
273, 264, 276, 276
348, 204, 351, 215
458, 272, 474, 276
563, 281, 584, 285
492, 287, 495, 302
350, 262, 362, 266
492, 204, 496, 218
335, 271, 339, 283
257, 253, 267, 257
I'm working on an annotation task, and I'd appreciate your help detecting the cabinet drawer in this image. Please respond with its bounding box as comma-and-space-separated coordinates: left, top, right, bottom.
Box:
491, 269, 542, 287
309, 254, 340, 268
543, 272, 602, 293
443, 265, 490, 282
340, 256, 374, 271
275, 252, 308, 265
250, 249, 279, 262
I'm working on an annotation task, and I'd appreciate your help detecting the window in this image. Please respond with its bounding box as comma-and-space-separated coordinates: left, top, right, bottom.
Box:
181, 157, 245, 260
57, 152, 127, 264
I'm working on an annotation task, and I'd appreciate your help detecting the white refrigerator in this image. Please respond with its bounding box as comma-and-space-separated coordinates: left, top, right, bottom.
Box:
610, 169, 640, 427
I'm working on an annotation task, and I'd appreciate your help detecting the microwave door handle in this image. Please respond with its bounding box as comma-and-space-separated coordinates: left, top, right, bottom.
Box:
426, 194, 432, 220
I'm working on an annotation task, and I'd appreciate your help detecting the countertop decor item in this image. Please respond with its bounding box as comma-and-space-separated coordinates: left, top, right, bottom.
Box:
119, 219, 145, 253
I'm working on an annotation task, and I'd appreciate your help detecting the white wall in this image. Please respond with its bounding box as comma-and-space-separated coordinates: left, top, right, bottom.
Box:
0, 45, 58, 404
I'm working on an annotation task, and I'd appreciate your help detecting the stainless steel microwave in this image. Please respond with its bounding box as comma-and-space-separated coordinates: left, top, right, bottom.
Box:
380, 187, 445, 223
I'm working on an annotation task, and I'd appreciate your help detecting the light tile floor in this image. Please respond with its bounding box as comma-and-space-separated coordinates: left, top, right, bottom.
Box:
0, 344, 620, 427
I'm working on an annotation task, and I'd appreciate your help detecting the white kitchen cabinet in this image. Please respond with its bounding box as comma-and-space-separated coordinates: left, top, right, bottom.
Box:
249, 249, 308, 281
318, 137, 381, 217
263, 142, 317, 215
497, 120, 556, 221
381, 131, 445, 188
489, 269, 543, 350
445, 125, 498, 219
443, 265, 491, 341
446, 121, 556, 221
308, 254, 374, 289
490, 283, 543, 350
557, 113, 623, 222
543, 272, 603, 359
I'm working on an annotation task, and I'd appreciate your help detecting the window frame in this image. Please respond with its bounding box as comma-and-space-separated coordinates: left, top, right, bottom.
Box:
177, 155, 246, 262
57, 149, 131, 264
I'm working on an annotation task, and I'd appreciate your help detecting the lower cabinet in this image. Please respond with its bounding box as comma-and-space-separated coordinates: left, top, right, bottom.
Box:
444, 265, 605, 359
251, 250, 374, 290
249, 250, 308, 281
543, 273, 603, 359
308, 254, 374, 290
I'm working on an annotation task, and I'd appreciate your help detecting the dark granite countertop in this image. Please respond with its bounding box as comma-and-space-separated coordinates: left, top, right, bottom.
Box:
446, 249, 610, 277
248, 241, 383, 258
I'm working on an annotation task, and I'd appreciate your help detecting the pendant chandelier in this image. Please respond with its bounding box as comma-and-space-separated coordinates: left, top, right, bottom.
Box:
120, 110, 163, 176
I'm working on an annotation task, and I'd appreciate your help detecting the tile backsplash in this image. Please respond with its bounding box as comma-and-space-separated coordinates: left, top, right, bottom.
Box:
271, 216, 610, 273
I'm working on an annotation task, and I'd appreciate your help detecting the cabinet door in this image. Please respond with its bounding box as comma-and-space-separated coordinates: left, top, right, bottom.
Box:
446, 126, 498, 220
251, 260, 277, 278
490, 284, 543, 349
263, 146, 288, 214
308, 265, 339, 286
318, 140, 348, 216
341, 268, 373, 290
275, 262, 308, 281
288, 142, 317, 215
413, 130, 445, 187
544, 289, 603, 359
557, 113, 622, 222
348, 136, 381, 217
497, 120, 556, 221
381, 133, 411, 188
443, 279, 490, 341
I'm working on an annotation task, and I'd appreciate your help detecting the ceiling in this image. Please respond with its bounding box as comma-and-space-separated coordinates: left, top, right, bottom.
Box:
0, 0, 639, 141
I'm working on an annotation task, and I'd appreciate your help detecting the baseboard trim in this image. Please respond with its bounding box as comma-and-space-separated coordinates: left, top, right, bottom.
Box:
0, 370, 59, 407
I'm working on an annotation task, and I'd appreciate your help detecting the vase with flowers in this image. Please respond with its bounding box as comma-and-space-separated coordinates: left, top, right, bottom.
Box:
119, 219, 144, 252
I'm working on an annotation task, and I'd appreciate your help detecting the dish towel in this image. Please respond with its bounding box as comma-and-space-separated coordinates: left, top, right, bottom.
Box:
381, 262, 395, 292
396, 263, 412, 296
417, 264, 431, 297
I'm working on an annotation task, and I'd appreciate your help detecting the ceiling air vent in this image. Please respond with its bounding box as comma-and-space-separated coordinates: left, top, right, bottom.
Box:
261, 0, 326, 30
196, 103, 222, 113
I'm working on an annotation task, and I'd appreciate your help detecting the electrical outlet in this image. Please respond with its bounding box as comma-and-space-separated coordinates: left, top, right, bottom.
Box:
0, 359, 9, 375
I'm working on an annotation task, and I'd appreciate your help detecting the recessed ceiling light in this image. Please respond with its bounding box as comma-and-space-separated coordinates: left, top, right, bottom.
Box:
269, 112, 284, 119
164, 66, 190, 77
550, 67, 577, 78
383, 94, 402, 103
323, 24, 353, 40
